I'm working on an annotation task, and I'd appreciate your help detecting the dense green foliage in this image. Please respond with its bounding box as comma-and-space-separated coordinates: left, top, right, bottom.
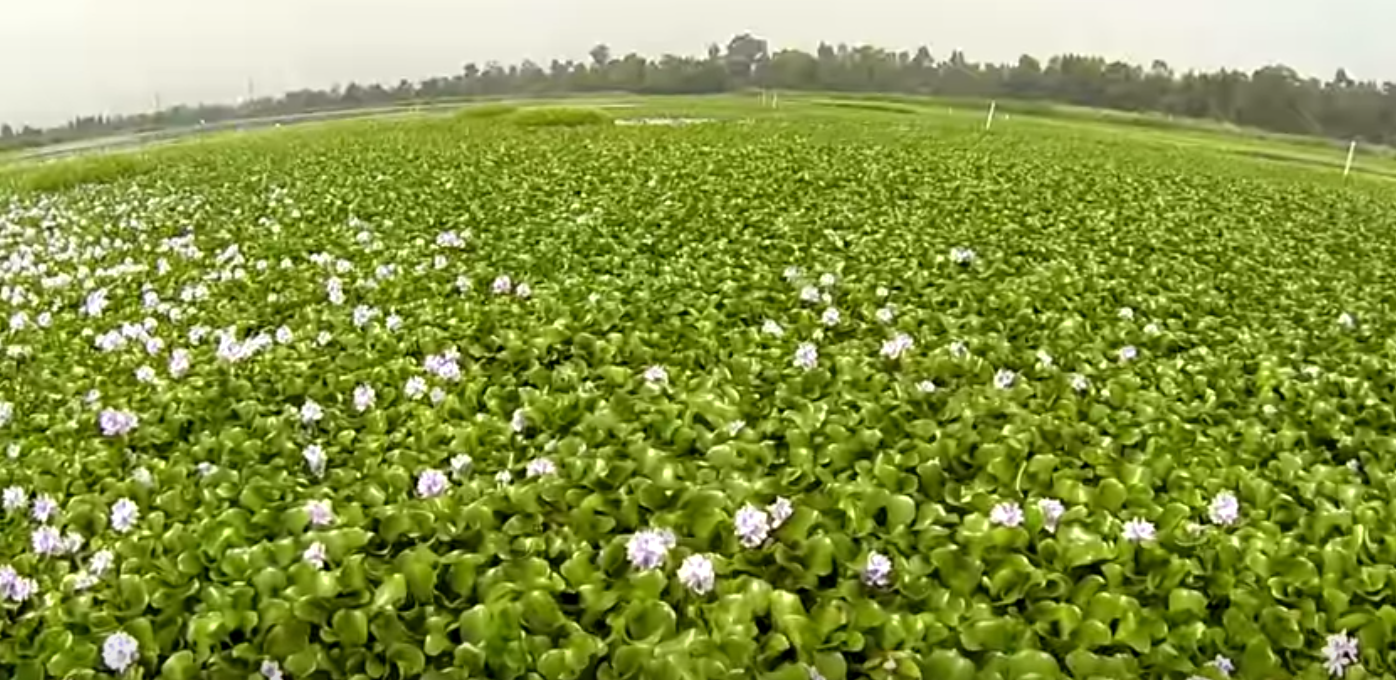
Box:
3, 114, 1396, 680
502, 108, 613, 128
6, 32, 1396, 152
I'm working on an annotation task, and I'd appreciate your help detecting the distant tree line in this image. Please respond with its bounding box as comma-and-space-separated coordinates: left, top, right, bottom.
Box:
3, 34, 1395, 150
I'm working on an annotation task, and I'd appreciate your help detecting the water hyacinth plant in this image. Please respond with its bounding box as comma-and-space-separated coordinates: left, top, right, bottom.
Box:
0, 106, 1393, 679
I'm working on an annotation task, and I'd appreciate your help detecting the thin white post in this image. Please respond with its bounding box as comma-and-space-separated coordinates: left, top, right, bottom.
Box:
772, 91, 779, 108
985, 101, 997, 131
1344, 140, 1357, 178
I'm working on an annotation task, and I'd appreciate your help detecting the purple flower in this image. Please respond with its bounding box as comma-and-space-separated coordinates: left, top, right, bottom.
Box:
768, 497, 793, 528
31, 494, 57, 523
1323, 631, 1359, 677
168, 348, 190, 378
303, 444, 326, 478
793, 343, 818, 371
1212, 655, 1235, 677
32, 526, 63, 555
881, 333, 914, 360
90, 549, 114, 576
862, 551, 893, 587
82, 288, 109, 317
1122, 518, 1156, 542
424, 353, 461, 381
62, 531, 84, 554
1038, 498, 1065, 532
405, 376, 427, 399
642, 365, 669, 385
110, 498, 139, 533
677, 554, 715, 594
303, 542, 328, 569
491, 275, 513, 295
626, 529, 673, 570
990, 502, 1024, 528
352, 305, 377, 328
950, 247, 976, 264
306, 500, 334, 528
353, 384, 376, 413
734, 505, 771, 548
993, 369, 1017, 390
300, 399, 323, 424
526, 457, 556, 478
2, 486, 26, 513
99, 409, 139, 437
102, 632, 139, 672
821, 307, 841, 327
417, 470, 449, 498
0, 565, 37, 602
1210, 492, 1239, 526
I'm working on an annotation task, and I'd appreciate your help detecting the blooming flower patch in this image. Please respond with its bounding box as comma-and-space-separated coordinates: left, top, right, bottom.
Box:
0, 114, 1392, 679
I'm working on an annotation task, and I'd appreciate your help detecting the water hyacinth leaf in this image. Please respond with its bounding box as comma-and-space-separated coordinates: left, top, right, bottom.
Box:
923, 650, 976, 680
333, 609, 370, 647
158, 650, 197, 680
387, 642, 427, 677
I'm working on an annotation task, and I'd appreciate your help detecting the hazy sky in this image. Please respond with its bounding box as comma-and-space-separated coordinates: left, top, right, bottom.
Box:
2, 0, 1390, 126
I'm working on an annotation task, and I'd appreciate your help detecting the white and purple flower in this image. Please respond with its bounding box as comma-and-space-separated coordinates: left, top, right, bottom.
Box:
734, 504, 771, 548
677, 554, 715, 594
103, 632, 139, 673
306, 500, 334, 528
99, 409, 139, 437
110, 498, 140, 533
862, 551, 893, 587
990, 502, 1024, 528
417, 470, 449, 498
626, 529, 675, 570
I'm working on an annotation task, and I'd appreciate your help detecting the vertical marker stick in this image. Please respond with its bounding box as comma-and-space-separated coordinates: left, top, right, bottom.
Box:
1344, 140, 1357, 178
985, 101, 997, 131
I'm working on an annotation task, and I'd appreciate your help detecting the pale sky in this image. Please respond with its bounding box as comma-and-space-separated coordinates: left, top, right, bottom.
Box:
1, 0, 1390, 127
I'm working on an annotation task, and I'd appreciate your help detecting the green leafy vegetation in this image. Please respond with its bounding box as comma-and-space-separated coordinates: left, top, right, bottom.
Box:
1, 110, 1395, 680
504, 107, 613, 128
454, 103, 519, 121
